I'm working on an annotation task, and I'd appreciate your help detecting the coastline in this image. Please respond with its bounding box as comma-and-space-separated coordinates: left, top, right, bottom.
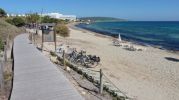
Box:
68, 22, 146, 46
27, 23, 179, 100
69, 22, 179, 54
68, 22, 115, 39
60, 22, 179, 100
73, 22, 179, 52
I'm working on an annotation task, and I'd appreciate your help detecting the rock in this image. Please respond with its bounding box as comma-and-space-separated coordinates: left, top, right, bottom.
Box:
81, 91, 86, 95
50, 56, 57, 63
66, 66, 71, 72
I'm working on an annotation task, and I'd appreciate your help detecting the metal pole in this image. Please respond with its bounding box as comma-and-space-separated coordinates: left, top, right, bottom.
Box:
40, 9, 43, 24
99, 69, 103, 94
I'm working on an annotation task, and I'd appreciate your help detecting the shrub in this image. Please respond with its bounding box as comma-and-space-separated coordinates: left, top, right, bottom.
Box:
55, 24, 70, 38
50, 51, 56, 57
6, 17, 25, 27
5, 18, 14, 25
0, 19, 22, 44
12, 17, 25, 27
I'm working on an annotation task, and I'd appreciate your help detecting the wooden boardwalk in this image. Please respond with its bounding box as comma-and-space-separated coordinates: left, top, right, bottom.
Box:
10, 34, 83, 100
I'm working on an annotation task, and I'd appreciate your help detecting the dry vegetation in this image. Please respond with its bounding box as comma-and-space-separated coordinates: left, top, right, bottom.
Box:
0, 19, 24, 42
0, 18, 24, 100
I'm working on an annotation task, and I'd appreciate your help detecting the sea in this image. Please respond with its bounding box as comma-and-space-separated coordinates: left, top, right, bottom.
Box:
76, 21, 179, 51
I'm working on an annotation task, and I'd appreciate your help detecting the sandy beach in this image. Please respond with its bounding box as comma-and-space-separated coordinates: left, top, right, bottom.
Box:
43, 23, 179, 100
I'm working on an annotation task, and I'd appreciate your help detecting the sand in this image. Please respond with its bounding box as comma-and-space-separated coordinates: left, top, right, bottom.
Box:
43, 23, 179, 100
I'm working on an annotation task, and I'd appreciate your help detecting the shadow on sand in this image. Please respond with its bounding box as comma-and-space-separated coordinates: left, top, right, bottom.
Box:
165, 57, 179, 62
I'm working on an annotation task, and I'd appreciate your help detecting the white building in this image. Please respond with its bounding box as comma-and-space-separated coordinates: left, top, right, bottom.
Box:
7, 13, 26, 17
7, 12, 76, 21
41, 13, 76, 21
7, 14, 16, 17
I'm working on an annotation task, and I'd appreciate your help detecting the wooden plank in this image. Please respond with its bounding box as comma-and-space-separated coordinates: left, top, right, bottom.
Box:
10, 34, 83, 100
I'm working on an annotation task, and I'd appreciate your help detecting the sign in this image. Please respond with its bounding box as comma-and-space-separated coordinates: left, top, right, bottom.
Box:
43, 30, 55, 42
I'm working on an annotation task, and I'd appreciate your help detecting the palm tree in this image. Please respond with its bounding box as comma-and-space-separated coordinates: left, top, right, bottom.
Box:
26, 13, 40, 23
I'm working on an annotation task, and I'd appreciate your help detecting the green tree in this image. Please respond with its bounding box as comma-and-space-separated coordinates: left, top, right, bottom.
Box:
55, 24, 70, 38
41, 16, 50, 23
49, 18, 59, 23
58, 19, 67, 24
41, 16, 59, 23
0, 8, 7, 17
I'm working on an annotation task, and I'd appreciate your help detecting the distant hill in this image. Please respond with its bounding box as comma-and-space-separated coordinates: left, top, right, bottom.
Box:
79, 17, 126, 22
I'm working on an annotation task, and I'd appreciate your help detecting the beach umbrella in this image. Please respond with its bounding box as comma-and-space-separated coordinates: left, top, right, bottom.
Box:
118, 33, 122, 41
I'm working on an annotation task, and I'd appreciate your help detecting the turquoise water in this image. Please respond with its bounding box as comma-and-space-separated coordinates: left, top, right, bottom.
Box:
77, 21, 179, 50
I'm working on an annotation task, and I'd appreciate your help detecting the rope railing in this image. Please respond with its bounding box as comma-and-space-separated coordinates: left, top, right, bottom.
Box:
53, 51, 130, 100
103, 73, 128, 98
27, 30, 131, 100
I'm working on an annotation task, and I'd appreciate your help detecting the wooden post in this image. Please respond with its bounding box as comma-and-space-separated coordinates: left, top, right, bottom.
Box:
63, 50, 66, 70
99, 69, 103, 94
40, 9, 43, 51
0, 60, 4, 91
33, 33, 35, 44
54, 30, 57, 53
34, 30, 36, 45
35, 23, 38, 45
41, 31, 44, 51
31, 33, 33, 44
31, 32, 33, 42
4, 41, 7, 62
7, 34, 10, 48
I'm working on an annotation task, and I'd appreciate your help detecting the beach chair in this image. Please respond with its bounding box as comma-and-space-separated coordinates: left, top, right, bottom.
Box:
113, 34, 123, 46
135, 46, 146, 51
113, 40, 122, 46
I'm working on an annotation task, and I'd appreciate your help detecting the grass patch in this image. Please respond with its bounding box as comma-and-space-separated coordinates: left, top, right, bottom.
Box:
0, 19, 24, 42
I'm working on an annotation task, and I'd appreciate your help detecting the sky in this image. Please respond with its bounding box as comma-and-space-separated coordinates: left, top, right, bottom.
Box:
0, 0, 179, 21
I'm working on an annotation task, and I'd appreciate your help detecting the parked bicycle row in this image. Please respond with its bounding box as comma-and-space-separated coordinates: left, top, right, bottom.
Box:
56, 45, 101, 68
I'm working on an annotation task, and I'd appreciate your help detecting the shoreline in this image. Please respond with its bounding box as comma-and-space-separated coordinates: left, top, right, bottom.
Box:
43, 23, 179, 100
68, 22, 179, 54
73, 22, 179, 52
